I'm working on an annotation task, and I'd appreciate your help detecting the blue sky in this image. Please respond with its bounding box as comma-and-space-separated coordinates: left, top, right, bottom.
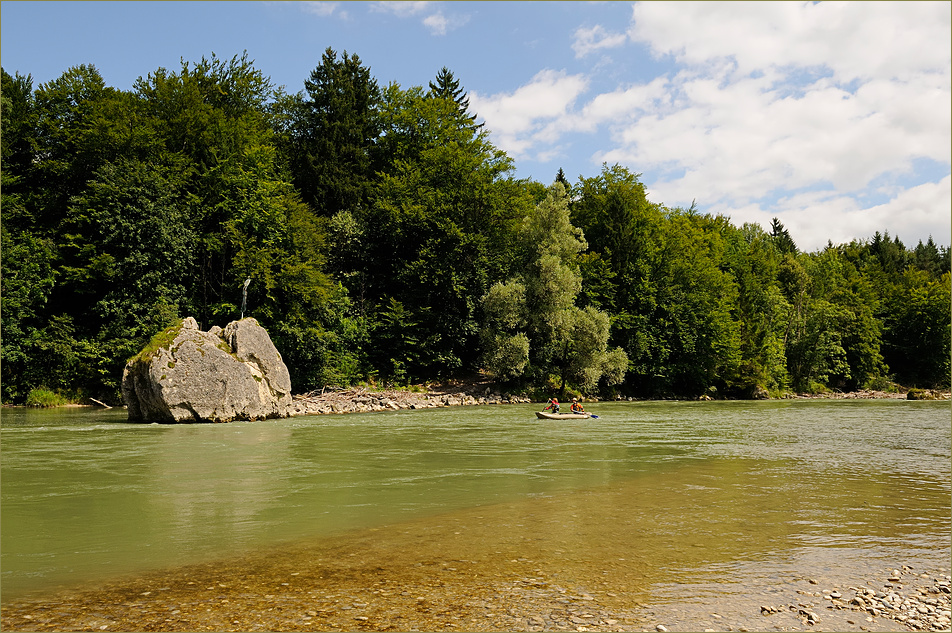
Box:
2, 1, 950, 251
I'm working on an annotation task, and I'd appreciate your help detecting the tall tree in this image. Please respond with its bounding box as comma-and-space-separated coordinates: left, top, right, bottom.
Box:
881, 269, 951, 387
29, 64, 121, 235
573, 165, 742, 397
911, 236, 945, 277
480, 182, 627, 394
0, 69, 36, 194
280, 48, 381, 217
724, 223, 790, 395
428, 66, 481, 130
770, 217, 798, 255
347, 82, 531, 380
572, 166, 660, 392
134, 52, 286, 327
1, 69, 51, 398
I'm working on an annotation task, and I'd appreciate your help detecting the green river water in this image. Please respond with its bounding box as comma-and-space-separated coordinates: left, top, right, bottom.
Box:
2, 399, 949, 618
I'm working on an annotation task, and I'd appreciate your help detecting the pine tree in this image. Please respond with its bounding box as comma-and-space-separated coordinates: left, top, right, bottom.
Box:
428, 66, 482, 130
286, 48, 381, 217
770, 217, 798, 255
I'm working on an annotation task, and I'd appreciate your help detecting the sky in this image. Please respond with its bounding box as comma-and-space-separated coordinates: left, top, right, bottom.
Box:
2, 1, 950, 252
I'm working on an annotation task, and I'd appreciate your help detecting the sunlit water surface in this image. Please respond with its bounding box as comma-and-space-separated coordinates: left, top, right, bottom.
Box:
2, 400, 949, 608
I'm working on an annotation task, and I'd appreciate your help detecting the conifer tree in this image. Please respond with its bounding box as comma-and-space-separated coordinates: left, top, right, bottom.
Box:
285, 48, 381, 217
428, 66, 482, 130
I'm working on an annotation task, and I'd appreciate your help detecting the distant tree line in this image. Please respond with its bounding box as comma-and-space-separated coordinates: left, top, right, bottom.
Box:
2, 51, 949, 404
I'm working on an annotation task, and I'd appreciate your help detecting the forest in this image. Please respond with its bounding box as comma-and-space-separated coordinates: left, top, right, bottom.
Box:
2, 51, 950, 405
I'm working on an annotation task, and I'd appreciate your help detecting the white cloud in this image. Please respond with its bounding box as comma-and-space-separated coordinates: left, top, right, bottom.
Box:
299, 2, 346, 18
370, 1, 466, 35
470, 69, 589, 160
470, 2, 950, 248
577, 76, 671, 127
861, 175, 952, 245
629, 1, 951, 82
613, 2, 950, 219
693, 175, 952, 252
423, 12, 449, 35
572, 24, 627, 58
422, 10, 469, 36
371, 1, 432, 17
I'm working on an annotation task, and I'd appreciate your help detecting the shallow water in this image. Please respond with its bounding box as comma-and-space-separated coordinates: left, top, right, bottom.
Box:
2, 399, 949, 610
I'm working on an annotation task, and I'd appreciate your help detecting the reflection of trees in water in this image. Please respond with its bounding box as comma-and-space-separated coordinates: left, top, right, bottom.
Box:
151, 423, 294, 555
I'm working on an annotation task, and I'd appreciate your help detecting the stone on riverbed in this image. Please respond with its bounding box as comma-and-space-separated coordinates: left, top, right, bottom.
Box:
122, 317, 292, 423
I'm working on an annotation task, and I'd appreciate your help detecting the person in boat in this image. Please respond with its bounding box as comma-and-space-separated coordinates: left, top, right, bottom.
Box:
543, 397, 560, 413
570, 398, 585, 413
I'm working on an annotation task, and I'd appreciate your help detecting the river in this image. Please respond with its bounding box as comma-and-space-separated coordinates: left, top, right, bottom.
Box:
1, 400, 949, 630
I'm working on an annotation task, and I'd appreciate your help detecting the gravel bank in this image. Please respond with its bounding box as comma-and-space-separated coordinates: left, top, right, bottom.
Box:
289, 385, 532, 417
757, 568, 951, 632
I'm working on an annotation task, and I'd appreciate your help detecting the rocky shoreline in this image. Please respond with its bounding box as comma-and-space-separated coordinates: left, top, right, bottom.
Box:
284, 385, 951, 418
758, 567, 951, 632
791, 389, 950, 401
6, 385, 948, 412
288, 384, 532, 417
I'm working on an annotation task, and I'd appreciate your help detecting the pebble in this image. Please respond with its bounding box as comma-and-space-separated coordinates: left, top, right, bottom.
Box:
766, 567, 952, 632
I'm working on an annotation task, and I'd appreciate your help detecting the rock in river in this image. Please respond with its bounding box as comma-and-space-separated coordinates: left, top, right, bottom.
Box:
122, 317, 292, 423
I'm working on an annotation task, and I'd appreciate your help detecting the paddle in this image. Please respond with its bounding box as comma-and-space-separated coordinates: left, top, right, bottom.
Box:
589, 414, 599, 419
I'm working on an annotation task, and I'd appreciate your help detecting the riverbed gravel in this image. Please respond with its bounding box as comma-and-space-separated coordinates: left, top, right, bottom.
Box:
755, 567, 951, 632
3, 533, 949, 633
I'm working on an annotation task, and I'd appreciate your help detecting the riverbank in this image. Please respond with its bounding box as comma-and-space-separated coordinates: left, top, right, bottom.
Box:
288, 381, 532, 417
4, 385, 947, 413
792, 389, 950, 401
285, 384, 950, 418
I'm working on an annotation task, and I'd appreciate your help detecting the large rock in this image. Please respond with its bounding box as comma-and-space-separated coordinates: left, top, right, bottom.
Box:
122, 317, 292, 423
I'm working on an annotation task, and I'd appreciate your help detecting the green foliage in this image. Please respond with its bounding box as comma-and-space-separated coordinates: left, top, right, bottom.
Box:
907, 388, 939, 400
25, 387, 69, 408
3, 55, 949, 403
428, 66, 482, 131
17, 314, 103, 397
1, 69, 36, 193
480, 281, 529, 378
724, 223, 789, 395
881, 270, 951, 387
0, 225, 56, 402
770, 217, 798, 255
130, 319, 185, 364
573, 165, 740, 397
344, 81, 531, 382
480, 182, 627, 394
279, 48, 381, 217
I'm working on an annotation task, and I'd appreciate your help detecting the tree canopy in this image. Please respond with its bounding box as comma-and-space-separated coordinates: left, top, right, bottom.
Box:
2, 55, 949, 404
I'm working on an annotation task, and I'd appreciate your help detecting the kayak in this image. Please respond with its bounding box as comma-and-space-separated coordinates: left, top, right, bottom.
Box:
535, 411, 591, 419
